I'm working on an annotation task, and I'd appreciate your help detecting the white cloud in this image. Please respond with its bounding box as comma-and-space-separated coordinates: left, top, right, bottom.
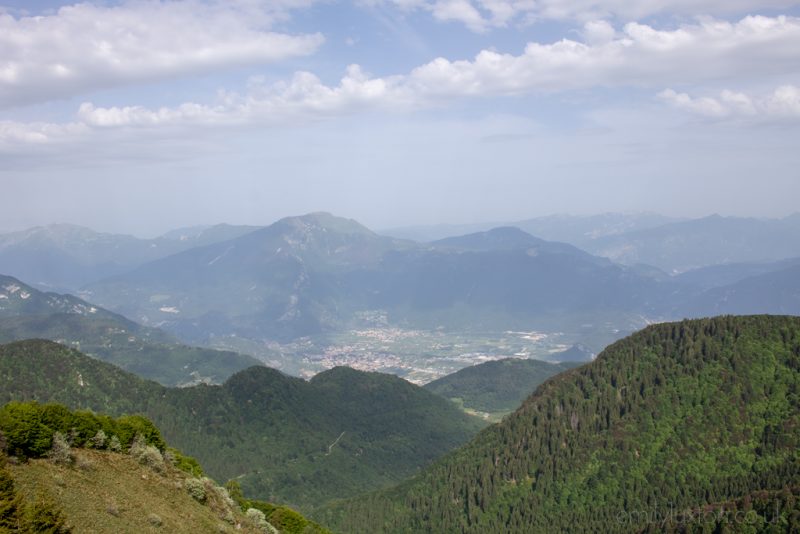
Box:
431, 0, 492, 32
763, 85, 800, 116
0, 120, 88, 145
659, 85, 800, 119
367, 0, 800, 32
0, 0, 324, 108
405, 16, 800, 94
582, 20, 616, 44
75, 65, 411, 128
3, 15, 799, 148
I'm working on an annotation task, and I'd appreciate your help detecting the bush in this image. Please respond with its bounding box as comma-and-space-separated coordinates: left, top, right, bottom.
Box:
108, 435, 121, 452
246, 508, 278, 533
224, 479, 246, 509
88, 430, 107, 449
129, 434, 164, 473
115, 415, 166, 450
185, 477, 206, 503
165, 447, 203, 477
48, 432, 73, 466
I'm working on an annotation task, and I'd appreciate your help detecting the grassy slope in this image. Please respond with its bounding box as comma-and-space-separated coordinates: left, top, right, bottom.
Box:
0, 339, 484, 512
9, 449, 256, 534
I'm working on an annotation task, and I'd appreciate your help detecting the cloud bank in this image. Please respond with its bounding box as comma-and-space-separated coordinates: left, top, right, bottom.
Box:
659, 85, 800, 119
371, 0, 800, 32
2, 14, 799, 149
0, 0, 323, 108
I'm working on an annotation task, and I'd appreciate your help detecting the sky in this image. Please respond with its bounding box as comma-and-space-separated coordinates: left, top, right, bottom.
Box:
1, 0, 799, 236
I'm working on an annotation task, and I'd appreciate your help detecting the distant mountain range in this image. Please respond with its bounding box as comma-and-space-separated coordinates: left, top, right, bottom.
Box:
319, 315, 800, 533
381, 212, 680, 245
0, 339, 484, 511
682, 264, 800, 317
384, 213, 800, 273
0, 223, 258, 291
0, 274, 260, 386
81, 213, 682, 344
1, 212, 798, 355
586, 214, 800, 272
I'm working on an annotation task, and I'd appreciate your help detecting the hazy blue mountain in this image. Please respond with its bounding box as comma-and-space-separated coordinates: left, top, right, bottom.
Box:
0, 274, 261, 385
57, 212, 800, 351
587, 214, 800, 272
674, 256, 800, 289
357, 246, 677, 329
159, 223, 261, 246
380, 213, 677, 245
682, 264, 800, 316
380, 221, 503, 242
86, 212, 417, 341
430, 226, 598, 260
0, 223, 260, 291
511, 212, 681, 248
85, 214, 680, 343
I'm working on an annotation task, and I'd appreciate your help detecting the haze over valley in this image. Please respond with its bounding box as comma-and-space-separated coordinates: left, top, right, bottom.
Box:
2, 211, 798, 386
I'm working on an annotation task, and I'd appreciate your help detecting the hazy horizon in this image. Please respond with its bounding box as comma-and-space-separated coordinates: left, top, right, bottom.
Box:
2, 1, 799, 237
1, 209, 799, 240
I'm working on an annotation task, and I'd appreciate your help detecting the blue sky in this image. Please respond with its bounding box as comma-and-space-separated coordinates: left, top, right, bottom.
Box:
1, 0, 799, 236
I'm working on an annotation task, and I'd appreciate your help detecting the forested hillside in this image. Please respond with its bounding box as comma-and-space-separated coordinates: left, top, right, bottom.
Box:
424, 358, 580, 417
0, 340, 483, 511
319, 316, 800, 533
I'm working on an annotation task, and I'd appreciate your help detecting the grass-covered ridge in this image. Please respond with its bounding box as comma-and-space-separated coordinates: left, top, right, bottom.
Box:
0, 401, 329, 533
0, 339, 484, 512
318, 315, 800, 533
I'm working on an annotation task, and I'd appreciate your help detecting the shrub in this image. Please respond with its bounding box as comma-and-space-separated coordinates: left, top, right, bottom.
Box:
214, 485, 236, 510
48, 432, 73, 466
224, 480, 246, 510
88, 430, 107, 449
147, 513, 163, 527
246, 508, 279, 533
22, 496, 70, 533
165, 447, 203, 477
185, 477, 206, 503
115, 415, 166, 450
108, 435, 121, 452
129, 434, 164, 473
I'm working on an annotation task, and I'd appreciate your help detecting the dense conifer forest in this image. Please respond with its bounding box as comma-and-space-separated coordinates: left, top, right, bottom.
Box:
318, 316, 800, 533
